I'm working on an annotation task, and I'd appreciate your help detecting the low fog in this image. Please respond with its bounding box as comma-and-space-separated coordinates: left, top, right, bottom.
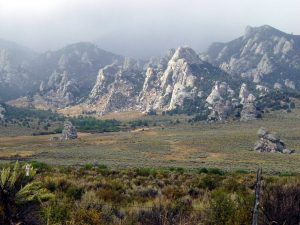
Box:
0, 0, 299, 59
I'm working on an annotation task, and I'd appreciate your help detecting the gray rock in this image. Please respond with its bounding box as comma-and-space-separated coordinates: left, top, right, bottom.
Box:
240, 101, 260, 121
257, 127, 268, 138
284, 79, 296, 89
254, 127, 294, 154
265, 133, 280, 142
282, 149, 295, 154
61, 121, 77, 140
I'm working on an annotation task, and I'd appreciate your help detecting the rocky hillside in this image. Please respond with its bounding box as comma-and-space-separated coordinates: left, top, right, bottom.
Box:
3, 25, 300, 121
138, 47, 238, 113
201, 25, 300, 89
0, 39, 37, 100
6, 42, 124, 108
87, 58, 145, 114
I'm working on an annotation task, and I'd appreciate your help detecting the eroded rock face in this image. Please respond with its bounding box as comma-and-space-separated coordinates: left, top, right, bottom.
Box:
139, 47, 231, 113
254, 127, 294, 154
0, 104, 5, 120
155, 47, 203, 110
39, 71, 80, 108
88, 60, 144, 114
61, 121, 77, 140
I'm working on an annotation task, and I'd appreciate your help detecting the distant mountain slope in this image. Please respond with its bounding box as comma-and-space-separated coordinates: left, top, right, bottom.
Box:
4, 25, 300, 122
0, 39, 37, 100
5, 42, 124, 107
201, 25, 300, 88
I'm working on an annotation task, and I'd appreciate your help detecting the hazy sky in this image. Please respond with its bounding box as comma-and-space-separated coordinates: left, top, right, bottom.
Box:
0, 0, 299, 59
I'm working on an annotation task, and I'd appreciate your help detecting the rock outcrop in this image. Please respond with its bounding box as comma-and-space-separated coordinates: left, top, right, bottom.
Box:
139, 47, 231, 113
61, 121, 77, 140
38, 71, 80, 107
240, 100, 260, 121
3, 25, 300, 119
5, 42, 123, 109
202, 25, 300, 88
206, 81, 235, 121
0, 104, 5, 120
87, 60, 144, 114
0, 40, 36, 100
254, 127, 294, 154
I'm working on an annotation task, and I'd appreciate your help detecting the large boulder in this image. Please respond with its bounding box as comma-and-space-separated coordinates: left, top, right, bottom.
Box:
254, 127, 294, 154
61, 121, 78, 140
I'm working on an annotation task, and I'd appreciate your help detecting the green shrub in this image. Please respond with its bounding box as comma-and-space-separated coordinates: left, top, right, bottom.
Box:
210, 189, 235, 225
84, 163, 93, 170
30, 161, 51, 171
198, 167, 209, 174
199, 175, 223, 190
135, 168, 157, 177
66, 185, 84, 200
208, 168, 225, 175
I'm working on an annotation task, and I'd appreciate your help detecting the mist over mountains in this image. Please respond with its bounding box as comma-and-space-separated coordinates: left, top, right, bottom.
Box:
1, 25, 300, 121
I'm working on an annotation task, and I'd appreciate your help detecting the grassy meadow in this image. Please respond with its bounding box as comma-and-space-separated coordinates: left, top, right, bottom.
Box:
1, 107, 300, 174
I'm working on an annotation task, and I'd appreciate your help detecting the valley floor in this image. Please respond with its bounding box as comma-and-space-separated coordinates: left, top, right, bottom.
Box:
1, 108, 300, 174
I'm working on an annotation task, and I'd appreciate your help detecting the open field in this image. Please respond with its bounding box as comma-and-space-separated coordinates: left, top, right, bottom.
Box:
1, 108, 300, 173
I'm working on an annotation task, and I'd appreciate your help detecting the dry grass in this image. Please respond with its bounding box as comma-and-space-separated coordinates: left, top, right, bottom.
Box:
1, 108, 300, 173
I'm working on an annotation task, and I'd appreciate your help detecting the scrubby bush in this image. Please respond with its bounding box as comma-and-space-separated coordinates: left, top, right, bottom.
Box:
260, 182, 300, 225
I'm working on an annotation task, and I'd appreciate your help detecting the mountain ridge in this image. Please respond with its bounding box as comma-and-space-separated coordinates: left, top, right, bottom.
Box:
1, 25, 300, 122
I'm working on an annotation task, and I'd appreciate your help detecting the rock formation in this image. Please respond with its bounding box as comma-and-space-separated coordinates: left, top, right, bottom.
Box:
2, 25, 300, 119
240, 100, 260, 121
61, 121, 78, 140
206, 81, 235, 121
87, 60, 144, 114
254, 127, 294, 154
201, 25, 300, 87
139, 47, 230, 113
0, 104, 5, 120
38, 71, 80, 108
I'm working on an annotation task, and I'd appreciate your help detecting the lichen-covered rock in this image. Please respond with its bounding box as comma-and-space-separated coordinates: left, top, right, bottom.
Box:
254, 127, 294, 154
61, 121, 77, 140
